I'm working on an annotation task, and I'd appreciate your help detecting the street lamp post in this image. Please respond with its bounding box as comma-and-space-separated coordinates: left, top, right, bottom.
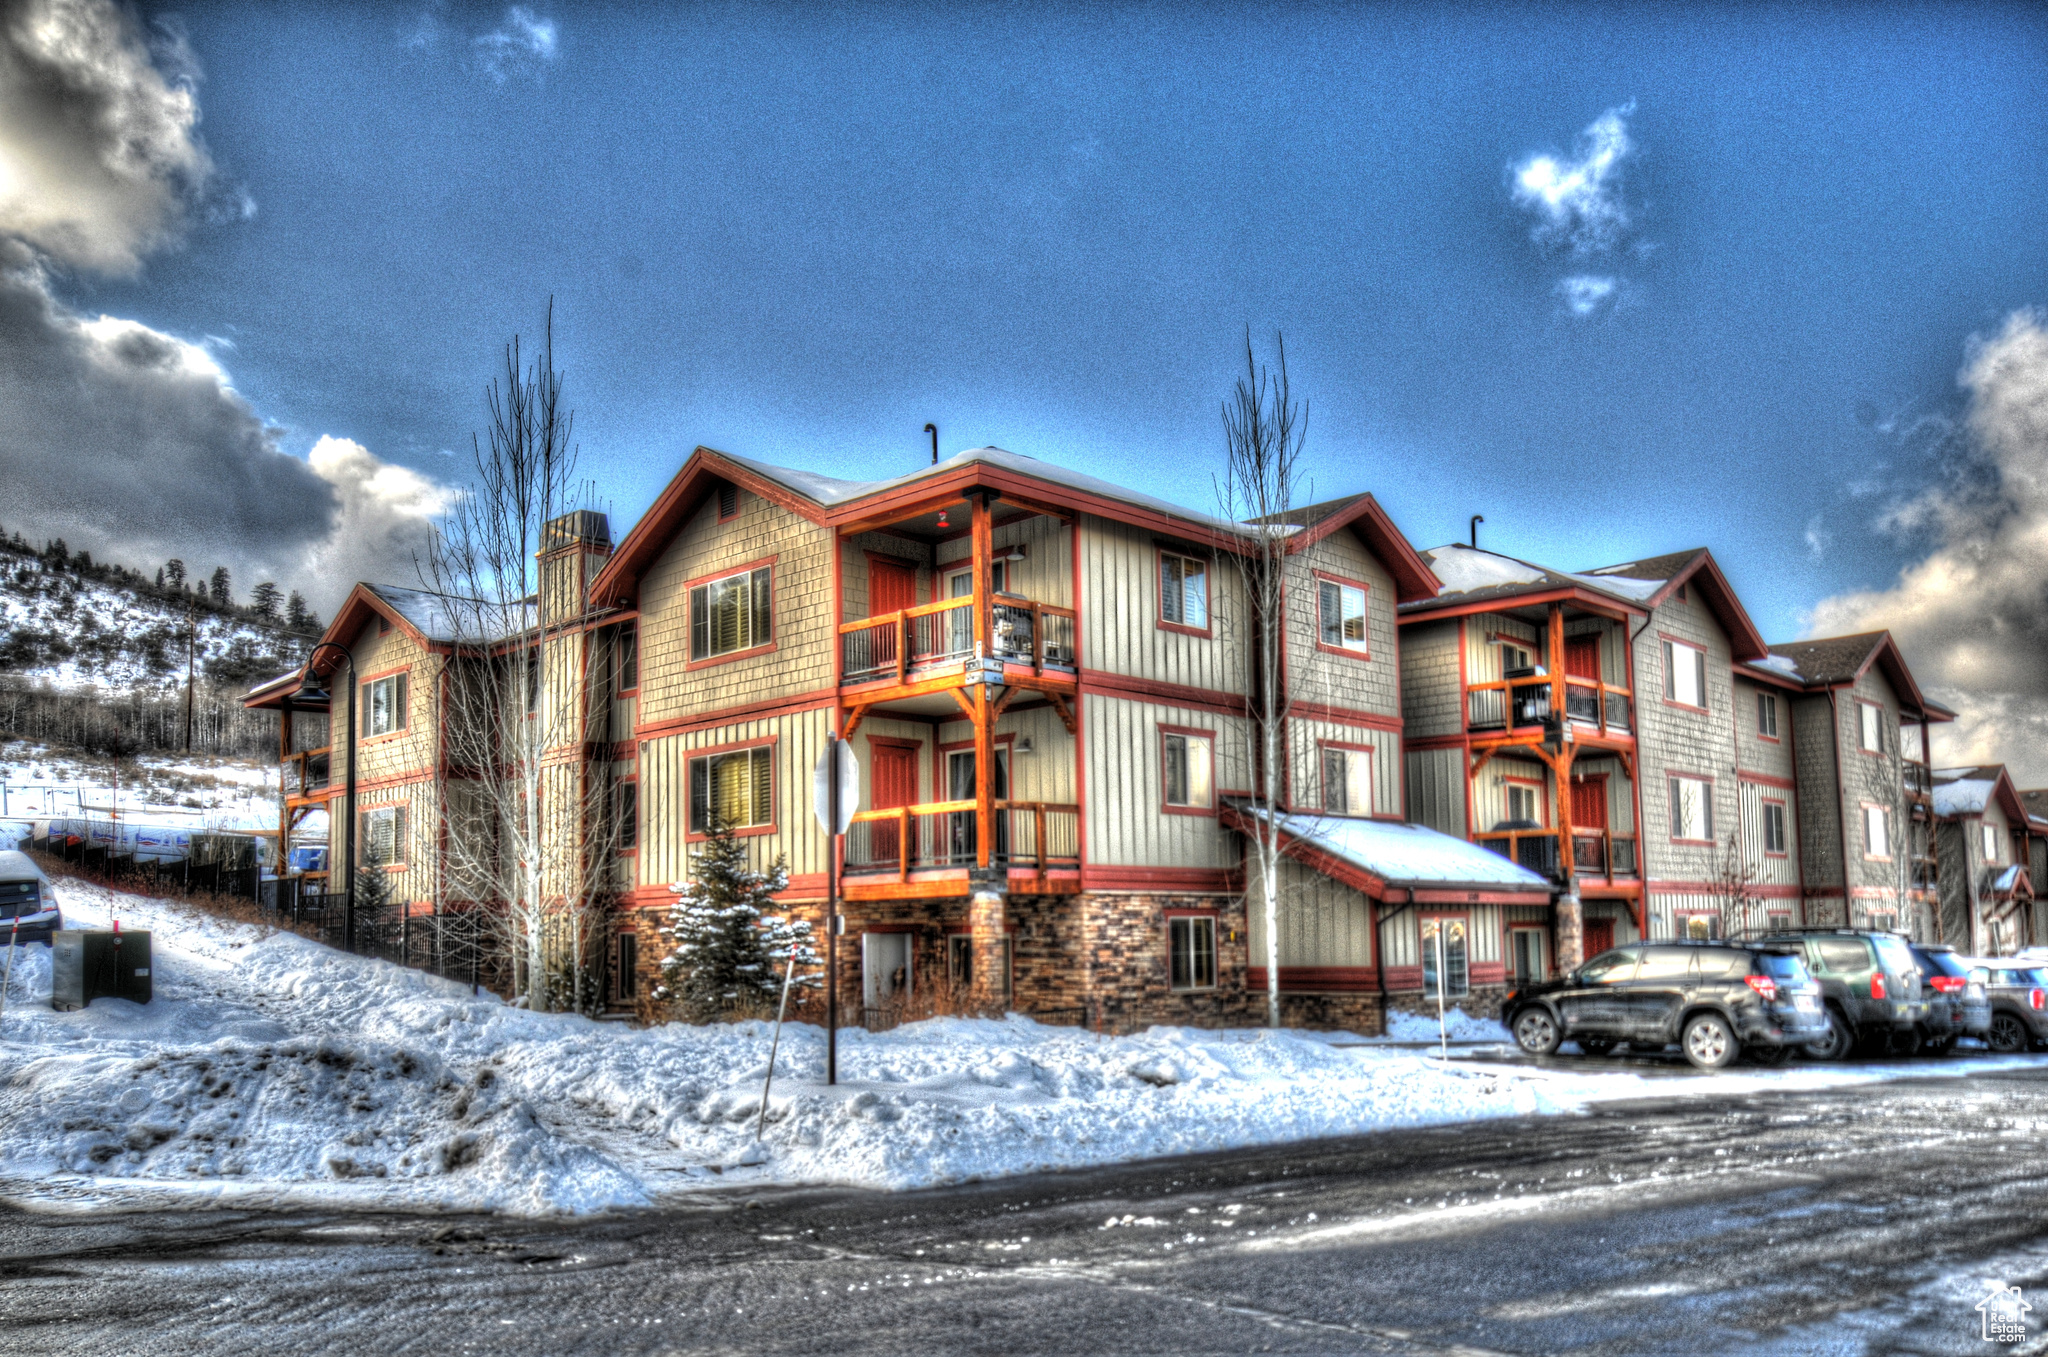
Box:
295, 643, 358, 953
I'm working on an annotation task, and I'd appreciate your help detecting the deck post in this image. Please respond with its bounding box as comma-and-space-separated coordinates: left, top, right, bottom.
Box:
1548, 603, 1584, 969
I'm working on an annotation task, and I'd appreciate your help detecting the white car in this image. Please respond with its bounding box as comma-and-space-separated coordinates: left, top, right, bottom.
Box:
0, 849, 62, 945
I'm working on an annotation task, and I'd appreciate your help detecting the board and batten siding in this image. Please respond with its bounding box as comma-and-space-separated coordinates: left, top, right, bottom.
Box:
636, 490, 833, 728
1404, 746, 1467, 838
1286, 715, 1400, 817
1081, 693, 1245, 869
1245, 856, 1373, 969
934, 706, 1078, 806
635, 705, 831, 888
1739, 779, 1801, 887
1378, 903, 1504, 971
933, 513, 1073, 610
1286, 529, 1399, 717
1078, 515, 1244, 689
840, 531, 933, 623
1399, 620, 1462, 741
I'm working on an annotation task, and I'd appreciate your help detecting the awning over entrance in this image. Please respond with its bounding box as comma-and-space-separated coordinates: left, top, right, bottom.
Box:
1223, 802, 1554, 905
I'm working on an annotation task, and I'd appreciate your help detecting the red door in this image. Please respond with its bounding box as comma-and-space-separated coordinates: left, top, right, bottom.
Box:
869, 742, 919, 867
1571, 776, 1609, 831
1564, 635, 1602, 682
1583, 918, 1615, 958
870, 559, 918, 617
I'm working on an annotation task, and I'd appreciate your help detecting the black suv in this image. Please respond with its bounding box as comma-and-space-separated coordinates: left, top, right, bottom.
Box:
1504, 942, 1827, 1070
1970, 960, 2048, 1054
1912, 944, 1989, 1053
1755, 929, 1928, 1059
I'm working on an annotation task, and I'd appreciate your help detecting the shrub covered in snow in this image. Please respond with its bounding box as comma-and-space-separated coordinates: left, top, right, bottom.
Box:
653, 818, 816, 1022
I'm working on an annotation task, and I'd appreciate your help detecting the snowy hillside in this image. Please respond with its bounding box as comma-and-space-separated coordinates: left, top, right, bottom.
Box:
2, 878, 2026, 1220
0, 538, 314, 693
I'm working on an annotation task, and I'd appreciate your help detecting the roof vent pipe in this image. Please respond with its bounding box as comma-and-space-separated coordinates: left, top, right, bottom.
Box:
925, 423, 938, 466
1470, 514, 1484, 549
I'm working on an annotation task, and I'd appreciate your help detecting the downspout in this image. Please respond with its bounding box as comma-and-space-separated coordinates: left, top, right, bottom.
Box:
1626, 609, 1653, 939
1828, 687, 1851, 929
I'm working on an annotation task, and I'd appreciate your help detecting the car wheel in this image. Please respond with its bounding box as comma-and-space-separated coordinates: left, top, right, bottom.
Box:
1682, 1014, 1738, 1071
1577, 1038, 1616, 1057
1806, 1010, 1855, 1062
1989, 1013, 2031, 1054
1512, 1008, 1562, 1056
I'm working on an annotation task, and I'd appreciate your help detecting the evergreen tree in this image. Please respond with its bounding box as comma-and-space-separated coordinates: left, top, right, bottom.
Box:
285, 590, 315, 633
353, 864, 401, 952
164, 558, 185, 589
250, 581, 281, 620
209, 565, 231, 607
45, 539, 67, 565
154, 567, 164, 589
654, 818, 816, 1022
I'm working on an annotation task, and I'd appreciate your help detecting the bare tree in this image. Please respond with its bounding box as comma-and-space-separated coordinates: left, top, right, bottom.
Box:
419, 303, 621, 1012
1709, 827, 1762, 939
1217, 332, 1306, 1030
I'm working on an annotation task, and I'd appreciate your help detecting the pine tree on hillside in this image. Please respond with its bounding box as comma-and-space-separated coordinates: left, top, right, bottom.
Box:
250, 581, 281, 620
654, 818, 817, 1023
164, 558, 185, 590
154, 567, 164, 589
285, 590, 317, 633
209, 566, 231, 607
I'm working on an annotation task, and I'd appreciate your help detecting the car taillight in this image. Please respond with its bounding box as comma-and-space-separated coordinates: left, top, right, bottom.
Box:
2032, 988, 2044, 1011
1745, 975, 1777, 1001
1871, 974, 1887, 1000
1930, 976, 1966, 994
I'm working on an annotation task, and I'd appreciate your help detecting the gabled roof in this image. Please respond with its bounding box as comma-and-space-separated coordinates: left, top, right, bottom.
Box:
1399, 543, 1649, 618
2018, 789, 2048, 834
1933, 764, 2029, 824
1734, 630, 1947, 722
1221, 801, 1553, 902
594, 444, 1441, 606
362, 582, 531, 645
1253, 494, 1441, 603
1576, 548, 1769, 660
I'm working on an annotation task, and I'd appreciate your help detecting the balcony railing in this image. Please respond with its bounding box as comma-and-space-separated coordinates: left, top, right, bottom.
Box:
1476, 829, 1561, 880
282, 747, 332, 800
1904, 762, 1932, 797
1468, 678, 1632, 737
840, 595, 1078, 686
1572, 830, 1639, 879
1912, 855, 1938, 892
843, 800, 1081, 879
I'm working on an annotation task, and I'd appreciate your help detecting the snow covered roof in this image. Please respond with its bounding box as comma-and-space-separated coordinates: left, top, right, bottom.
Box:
1933, 765, 2018, 819
1226, 802, 1552, 898
0, 849, 52, 885
364, 583, 533, 645
1992, 864, 2026, 895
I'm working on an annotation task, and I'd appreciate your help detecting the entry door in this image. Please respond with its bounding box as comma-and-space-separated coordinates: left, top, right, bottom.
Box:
1571, 775, 1608, 873
1564, 635, 1602, 682
869, 742, 919, 865
863, 932, 912, 1010
1583, 917, 1615, 958
1510, 928, 1546, 986
870, 558, 918, 617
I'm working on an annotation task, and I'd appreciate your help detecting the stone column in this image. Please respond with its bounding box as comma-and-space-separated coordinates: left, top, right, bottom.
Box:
1555, 883, 1585, 972
968, 867, 1008, 1014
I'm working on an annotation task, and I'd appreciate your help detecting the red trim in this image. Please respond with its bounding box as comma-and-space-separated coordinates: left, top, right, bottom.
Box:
1278, 494, 1441, 605
1754, 688, 1782, 742
1738, 770, 1795, 790
1072, 517, 1087, 879
1313, 738, 1375, 816
1246, 966, 1379, 994
1080, 672, 1246, 718
1155, 545, 1214, 639
1501, 773, 1548, 828
717, 481, 742, 523
686, 640, 775, 672
636, 688, 837, 742
1080, 866, 1240, 892
1311, 571, 1373, 662
1290, 700, 1403, 732
1399, 587, 1645, 625
1666, 771, 1716, 845
1853, 698, 1888, 757
1159, 723, 1217, 816
682, 555, 779, 670
682, 736, 779, 842
1760, 794, 1789, 859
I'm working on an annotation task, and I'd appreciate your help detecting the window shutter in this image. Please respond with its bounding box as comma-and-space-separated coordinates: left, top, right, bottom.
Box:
1702, 785, 1714, 840
751, 747, 773, 826
689, 756, 709, 833
1695, 651, 1707, 709
394, 673, 408, 730
690, 586, 709, 660
1662, 642, 1675, 699
751, 567, 773, 645
361, 684, 373, 738
1319, 581, 1342, 647
393, 806, 408, 864
1160, 556, 1182, 624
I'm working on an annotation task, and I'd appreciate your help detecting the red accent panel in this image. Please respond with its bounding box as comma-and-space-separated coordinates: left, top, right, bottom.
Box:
1382, 965, 1425, 991
1583, 918, 1614, 955
1247, 966, 1381, 994
1081, 866, 1240, 892
1081, 672, 1247, 718
1470, 961, 1507, 986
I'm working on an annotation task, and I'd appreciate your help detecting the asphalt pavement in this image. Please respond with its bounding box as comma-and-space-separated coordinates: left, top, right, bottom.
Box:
6, 1053, 2048, 1356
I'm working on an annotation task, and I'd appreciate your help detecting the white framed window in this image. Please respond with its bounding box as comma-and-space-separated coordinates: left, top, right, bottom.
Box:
1161, 729, 1215, 811
1668, 776, 1713, 842
1421, 918, 1469, 998
1321, 745, 1372, 816
1499, 641, 1535, 673
1859, 702, 1883, 753
1316, 577, 1370, 654
1662, 639, 1706, 708
362, 673, 408, 737
1762, 800, 1788, 855
1864, 804, 1891, 860
1982, 822, 2001, 863
1757, 691, 1779, 739
1159, 551, 1208, 629
689, 566, 773, 660
688, 746, 774, 833
1680, 913, 1721, 941
361, 805, 407, 867
1168, 915, 1217, 991
1504, 781, 1542, 825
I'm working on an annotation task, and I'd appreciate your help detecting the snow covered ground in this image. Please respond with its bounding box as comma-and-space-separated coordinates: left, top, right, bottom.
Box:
1, 877, 2038, 1220
0, 741, 282, 846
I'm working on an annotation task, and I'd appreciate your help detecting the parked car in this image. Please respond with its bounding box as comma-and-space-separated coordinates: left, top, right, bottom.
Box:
1911, 944, 1989, 1053
1965, 960, 2048, 1054
1504, 941, 1827, 1071
1755, 929, 1928, 1059
0, 850, 61, 945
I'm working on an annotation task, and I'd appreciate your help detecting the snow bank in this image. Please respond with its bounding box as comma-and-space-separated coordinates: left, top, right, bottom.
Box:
1, 880, 2035, 1219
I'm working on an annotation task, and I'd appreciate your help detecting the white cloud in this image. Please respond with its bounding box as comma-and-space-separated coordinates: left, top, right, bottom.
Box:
300, 437, 455, 598
474, 7, 558, 83
1804, 514, 1830, 559
0, 0, 214, 274
1513, 102, 1635, 256
1806, 308, 2048, 785
1557, 275, 1617, 317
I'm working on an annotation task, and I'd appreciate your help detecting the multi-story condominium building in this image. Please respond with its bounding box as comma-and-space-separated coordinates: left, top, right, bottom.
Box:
250, 446, 1558, 1031
1932, 765, 2036, 954
1395, 544, 1953, 1009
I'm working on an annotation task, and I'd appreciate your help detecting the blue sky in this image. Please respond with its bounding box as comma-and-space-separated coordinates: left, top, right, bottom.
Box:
19, 0, 2048, 647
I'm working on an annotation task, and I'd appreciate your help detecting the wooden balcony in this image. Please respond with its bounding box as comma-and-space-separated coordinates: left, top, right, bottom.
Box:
281, 746, 333, 809
841, 799, 1080, 899
1474, 829, 1638, 883
839, 595, 1077, 695
1467, 676, 1633, 739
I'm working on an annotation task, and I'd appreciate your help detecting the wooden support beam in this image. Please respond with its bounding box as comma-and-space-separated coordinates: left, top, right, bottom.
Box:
841, 704, 871, 742
972, 492, 994, 659
974, 685, 995, 869
1049, 693, 1077, 735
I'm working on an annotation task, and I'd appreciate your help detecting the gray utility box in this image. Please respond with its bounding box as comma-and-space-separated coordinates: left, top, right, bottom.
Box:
50, 930, 152, 1011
